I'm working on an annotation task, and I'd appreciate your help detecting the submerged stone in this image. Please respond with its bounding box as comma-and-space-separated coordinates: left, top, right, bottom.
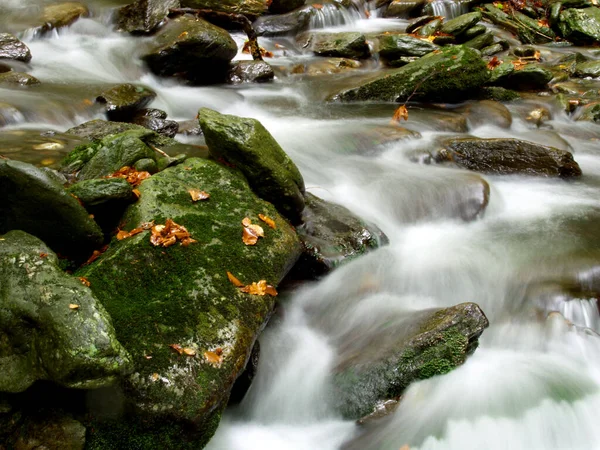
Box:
95, 84, 157, 121
116, 0, 179, 34
198, 108, 306, 223
574, 60, 600, 77
0, 231, 131, 393
0, 34, 32, 63
0, 72, 40, 86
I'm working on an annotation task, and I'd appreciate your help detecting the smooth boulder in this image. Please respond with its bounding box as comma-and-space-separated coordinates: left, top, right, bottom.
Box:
36, 2, 88, 34
95, 84, 156, 121
0, 34, 32, 63
558, 7, 600, 44
116, 0, 179, 34
303, 32, 371, 59
377, 34, 438, 63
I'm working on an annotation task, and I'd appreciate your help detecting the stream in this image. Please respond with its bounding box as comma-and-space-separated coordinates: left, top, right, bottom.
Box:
2, 1, 600, 449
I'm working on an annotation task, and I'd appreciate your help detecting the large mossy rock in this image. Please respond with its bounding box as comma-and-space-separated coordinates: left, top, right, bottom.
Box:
116, 0, 180, 34
377, 34, 438, 63
292, 193, 389, 279
76, 157, 301, 445
558, 7, 600, 44
0, 34, 32, 63
198, 108, 306, 223
334, 303, 489, 419
303, 32, 371, 59
0, 159, 103, 259
440, 11, 482, 36
180, 0, 269, 19
435, 137, 582, 177
65, 119, 176, 148
142, 15, 237, 84
0, 231, 131, 393
333, 45, 490, 103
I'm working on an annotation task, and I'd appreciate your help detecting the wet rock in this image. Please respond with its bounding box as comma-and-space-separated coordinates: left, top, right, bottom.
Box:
502, 65, 553, 90
68, 178, 134, 207
377, 34, 438, 63
481, 3, 554, 44
333, 303, 488, 419
384, 0, 427, 17
132, 108, 179, 138
269, 0, 305, 14
228, 340, 260, 404
199, 108, 306, 223
66, 119, 176, 148
77, 157, 301, 446
0, 62, 11, 73
463, 31, 494, 50
180, 0, 269, 20
435, 137, 582, 177
476, 86, 521, 102
133, 157, 159, 173
96, 84, 156, 121
558, 7, 600, 44
440, 11, 482, 36
36, 2, 89, 34
9, 412, 86, 450
116, 0, 179, 34
177, 119, 203, 136
574, 101, 600, 122
462, 24, 487, 40
291, 58, 361, 76
481, 43, 504, 57
356, 398, 401, 425
228, 60, 275, 84
406, 15, 438, 34
333, 45, 490, 103
456, 100, 512, 129
291, 193, 388, 279
302, 32, 370, 60
0, 230, 131, 393
60, 129, 156, 180
526, 279, 600, 323
345, 125, 421, 154
253, 5, 314, 36
142, 15, 237, 84
574, 60, 600, 77
0, 159, 104, 259
0, 34, 32, 63
0, 72, 40, 86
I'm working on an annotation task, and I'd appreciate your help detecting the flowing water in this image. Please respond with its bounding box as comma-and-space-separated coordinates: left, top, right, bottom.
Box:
2, 3, 600, 449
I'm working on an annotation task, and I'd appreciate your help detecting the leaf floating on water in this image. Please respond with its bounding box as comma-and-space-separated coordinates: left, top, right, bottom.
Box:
227, 271, 245, 287
169, 344, 184, 355
204, 351, 222, 365
391, 105, 409, 123
258, 214, 276, 229
189, 189, 210, 202
69, 304, 80, 310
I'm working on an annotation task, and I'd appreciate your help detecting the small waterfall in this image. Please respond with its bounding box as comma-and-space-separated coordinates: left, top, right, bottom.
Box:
309, 3, 366, 29
429, 0, 469, 19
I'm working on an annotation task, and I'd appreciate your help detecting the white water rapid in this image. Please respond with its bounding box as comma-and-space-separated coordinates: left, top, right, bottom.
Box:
2, 2, 600, 449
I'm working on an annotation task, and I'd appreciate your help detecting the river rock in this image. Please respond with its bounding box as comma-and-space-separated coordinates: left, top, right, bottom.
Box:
574, 101, 600, 122
132, 108, 179, 138
66, 119, 176, 148
440, 11, 482, 36
574, 60, 600, 77
68, 178, 134, 207
456, 100, 513, 129
228, 60, 275, 84
481, 3, 554, 44
333, 45, 490, 103
0, 159, 104, 259
116, 0, 179, 34
435, 137, 582, 177
36, 2, 89, 35
0, 230, 131, 393
96, 84, 156, 121
333, 303, 489, 419
384, 0, 427, 17
0, 34, 32, 63
269, 0, 305, 13
302, 32, 371, 60
198, 108, 306, 223
377, 34, 438, 63
8, 412, 86, 450
291, 193, 389, 279
558, 7, 600, 44
463, 31, 494, 50
142, 15, 237, 84
291, 58, 361, 76
253, 5, 315, 36
180, 0, 269, 19
77, 157, 301, 446
0, 72, 40, 86
502, 65, 553, 90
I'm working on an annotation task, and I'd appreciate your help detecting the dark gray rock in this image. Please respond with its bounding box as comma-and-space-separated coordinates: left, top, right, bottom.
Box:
253, 5, 314, 36
377, 34, 438, 63
116, 0, 179, 34
96, 84, 156, 121
228, 60, 275, 84
0, 34, 32, 63
132, 108, 179, 137
269, 0, 305, 14
302, 32, 371, 59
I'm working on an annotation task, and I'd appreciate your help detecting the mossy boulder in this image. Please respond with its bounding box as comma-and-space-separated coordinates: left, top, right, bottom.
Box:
60, 129, 157, 180
95, 84, 157, 121
198, 108, 306, 223
65, 119, 177, 148
435, 137, 582, 177
480, 4, 554, 44
179, 0, 269, 20
0, 159, 103, 259
574, 60, 600, 77
558, 7, 600, 44
440, 11, 482, 36
0, 34, 32, 63
377, 34, 438, 63
116, 0, 180, 34
142, 16, 237, 84
0, 230, 131, 393
0, 72, 40, 86
333, 45, 490, 103
333, 303, 488, 419
463, 31, 494, 50
76, 157, 301, 443
303, 32, 371, 60
501, 64, 553, 90
36, 2, 88, 35
292, 193, 389, 279
68, 178, 134, 207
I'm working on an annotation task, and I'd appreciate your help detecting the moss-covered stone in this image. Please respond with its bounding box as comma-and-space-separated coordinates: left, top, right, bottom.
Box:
36, 2, 88, 35
333, 303, 489, 419
377, 34, 438, 63
76, 158, 301, 440
440, 11, 482, 36
198, 108, 306, 223
0, 231, 131, 393
463, 31, 494, 50
304, 32, 371, 60
384, 0, 426, 17
574, 60, 600, 77
558, 7, 600, 44
68, 178, 134, 207
116, 0, 180, 34
0, 34, 32, 63
480, 4, 554, 44
179, 0, 269, 19
435, 137, 582, 177
142, 16, 237, 84
65, 119, 177, 148
96, 84, 156, 121
0, 159, 103, 259
502, 64, 554, 90
333, 45, 490, 103
292, 193, 388, 279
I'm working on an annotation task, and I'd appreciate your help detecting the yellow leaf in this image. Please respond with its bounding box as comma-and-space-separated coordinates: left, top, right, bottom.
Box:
258, 214, 276, 229
204, 351, 222, 365
227, 271, 245, 287
69, 304, 80, 310
183, 347, 196, 356
189, 189, 210, 202
391, 105, 409, 123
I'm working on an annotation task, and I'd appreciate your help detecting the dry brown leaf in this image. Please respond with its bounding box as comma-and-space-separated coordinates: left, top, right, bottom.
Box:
487, 56, 502, 70
242, 226, 260, 246
183, 347, 196, 356
215, 347, 223, 356
79, 277, 90, 287
248, 224, 264, 237
39, 252, 48, 258
242, 217, 252, 227
204, 351, 222, 365
169, 344, 184, 355
107, 166, 151, 187
150, 219, 195, 247
227, 271, 245, 287
151, 373, 159, 381
240, 280, 278, 296
512, 59, 528, 70
391, 105, 409, 123
189, 189, 210, 202
259, 214, 276, 229
116, 230, 131, 240
69, 304, 80, 310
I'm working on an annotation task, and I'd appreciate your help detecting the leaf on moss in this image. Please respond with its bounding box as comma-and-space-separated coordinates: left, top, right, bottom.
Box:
69, 304, 80, 310
242, 217, 265, 246
227, 271, 245, 287
258, 214, 276, 229
79, 276, 91, 287
240, 280, 278, 296
189, 189, 210, 202
487, 56, 502, 70
150, 219, 196, 247
182, 347, 196, 356
204, 351, 222, 365
107, 166, 151, 187
169, 344, 184, 355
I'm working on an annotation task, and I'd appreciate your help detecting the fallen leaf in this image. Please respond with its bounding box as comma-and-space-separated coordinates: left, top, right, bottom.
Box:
144, 355, 153, 360
512, 59, 528, 70
39, 252, 48, 258
150, 219, 195, 247
107, 166, 151, 187
227, 271, 245, 287
242, 226, 260, 246
169, 344, 184, 355
151, 373, 160, 381
116, 230, 130, 240
533, 50, 541, 61
204, 351, 222, 365
79, 277, 90, 287
82, 245, 108, 266
248, 224, 264, 237
240, 280, 278, 296
132, 189, 141, 199
259, 214, 276, 229
189, 189, 210, 202
487, 56, 502, 70
391, 105, 409, 123
183, 347, 196, 356
215, 347, 223, 356
312, 3, 323, 9
69, 304, 80, 310
537, 18, 549, 28
178, 31, 188, 39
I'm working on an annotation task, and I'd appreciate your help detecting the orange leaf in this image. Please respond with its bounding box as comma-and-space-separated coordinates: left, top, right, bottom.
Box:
242, 226, 260, 246
116, 230, 131, 240
189, 189, 210, 202
227, 271, 245, 287
132, 189, 141, 199
79, 276, 90, 287
512, 59, 528, 70
182, 347, 196, 356
258, 214, 276, 229
391, 105, 409, 123
312, 3, 323, 8
169, 344, 184, 355
69, 304, 80, 310
39, 252, 48, 258
204, 351, 222, 365
487, 56, 502, 70
242, 217, 252, 227
240, 280, 278, 296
